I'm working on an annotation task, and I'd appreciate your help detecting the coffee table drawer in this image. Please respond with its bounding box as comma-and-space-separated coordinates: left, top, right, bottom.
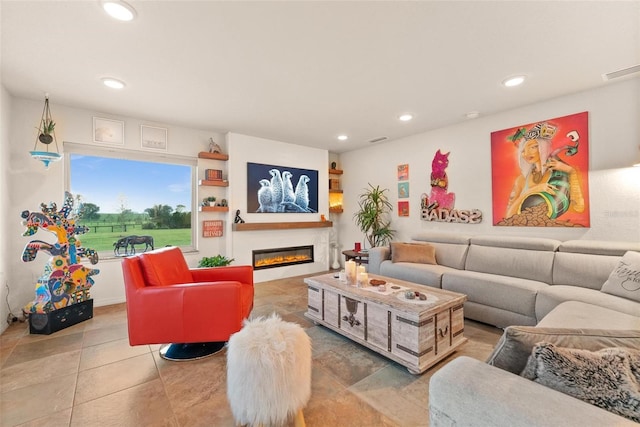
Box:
323, 289, 340, 327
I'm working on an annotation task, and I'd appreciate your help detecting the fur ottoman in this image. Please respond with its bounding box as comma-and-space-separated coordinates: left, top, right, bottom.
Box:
227, 313, 312, 426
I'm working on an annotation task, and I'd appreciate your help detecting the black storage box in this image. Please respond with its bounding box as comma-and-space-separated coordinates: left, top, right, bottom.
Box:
29, 299, 93, 335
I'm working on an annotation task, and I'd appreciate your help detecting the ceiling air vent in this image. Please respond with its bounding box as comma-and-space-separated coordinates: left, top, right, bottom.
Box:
602, 64, 640, 81
369, 136, 388, 143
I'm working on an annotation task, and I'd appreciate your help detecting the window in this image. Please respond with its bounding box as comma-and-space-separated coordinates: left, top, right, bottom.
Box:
65, 143, 196, 258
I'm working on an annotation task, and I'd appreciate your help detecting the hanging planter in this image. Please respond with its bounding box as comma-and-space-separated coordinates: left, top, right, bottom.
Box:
31, 94, 63, 169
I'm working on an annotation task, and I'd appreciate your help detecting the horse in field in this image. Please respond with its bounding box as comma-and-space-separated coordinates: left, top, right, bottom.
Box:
114, 235, 154, 255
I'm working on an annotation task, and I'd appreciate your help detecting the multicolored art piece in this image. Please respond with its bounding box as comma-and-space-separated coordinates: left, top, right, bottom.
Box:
21, 191, 100, 314
421, 150, 482, 224
491, 112, 590, 227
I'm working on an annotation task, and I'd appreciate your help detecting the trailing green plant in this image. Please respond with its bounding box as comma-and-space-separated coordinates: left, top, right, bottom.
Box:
198, 254, 234, 267
353, 183, 395, 248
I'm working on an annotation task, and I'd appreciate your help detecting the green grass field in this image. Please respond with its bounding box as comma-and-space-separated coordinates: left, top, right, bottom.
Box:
78, 227, 192, 253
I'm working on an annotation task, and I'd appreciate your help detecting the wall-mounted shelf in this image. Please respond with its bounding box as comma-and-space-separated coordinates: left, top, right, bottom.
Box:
198, 152, 229, 161
199, 206, 229, 212
199, 179, 229, 187
329, 168, 343, 175
233, 221, 333, 231
329, 167, 343, 213
329, 207, 344, 213
329, 189, 343, 194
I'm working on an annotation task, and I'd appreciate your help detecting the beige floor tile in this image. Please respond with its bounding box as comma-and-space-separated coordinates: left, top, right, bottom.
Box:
79, 337, 150, 371
15, 408, 72, 427
70, 378, 173, 427
1, 349, 81, 393
82, 323, 129, 348
4, 332, 83, 368
0, 372, 76, 426
75, 353, 158, 404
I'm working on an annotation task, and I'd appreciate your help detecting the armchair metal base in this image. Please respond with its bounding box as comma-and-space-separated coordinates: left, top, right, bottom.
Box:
159, 342, 226, 361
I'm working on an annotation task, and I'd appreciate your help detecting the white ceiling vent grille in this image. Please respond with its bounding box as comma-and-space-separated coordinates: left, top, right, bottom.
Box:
602, 64, 640, 81
369, 136, 388, 143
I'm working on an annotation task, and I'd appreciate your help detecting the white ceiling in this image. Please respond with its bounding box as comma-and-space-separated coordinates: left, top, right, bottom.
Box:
2, 1, 639, 153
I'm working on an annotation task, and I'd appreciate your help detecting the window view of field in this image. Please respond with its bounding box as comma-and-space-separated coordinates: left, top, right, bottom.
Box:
69, 154, 193, 255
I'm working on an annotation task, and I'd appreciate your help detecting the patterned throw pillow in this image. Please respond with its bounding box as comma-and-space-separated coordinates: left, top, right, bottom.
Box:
521, 343, 640, 423
601, 250, 640, 302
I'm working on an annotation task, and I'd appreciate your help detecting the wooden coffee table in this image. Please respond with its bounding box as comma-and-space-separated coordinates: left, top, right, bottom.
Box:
304, 273, 467, 374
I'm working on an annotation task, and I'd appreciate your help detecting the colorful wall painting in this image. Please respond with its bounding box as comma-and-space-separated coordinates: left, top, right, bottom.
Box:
397, 164, 409, 181
398, 201, 409, 217
421, 149, 482, 224
491, 112, 590, 227
398, 182, 409, 199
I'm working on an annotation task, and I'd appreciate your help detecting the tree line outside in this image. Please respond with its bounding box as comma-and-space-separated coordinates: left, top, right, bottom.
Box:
76, 202, 192, 253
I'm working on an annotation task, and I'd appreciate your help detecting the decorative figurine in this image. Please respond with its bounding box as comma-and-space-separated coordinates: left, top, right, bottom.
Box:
234, 209, 245, 224
208, 137, 222, 154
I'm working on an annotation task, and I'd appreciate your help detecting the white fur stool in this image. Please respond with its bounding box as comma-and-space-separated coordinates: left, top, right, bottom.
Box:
227, 313, 312, 427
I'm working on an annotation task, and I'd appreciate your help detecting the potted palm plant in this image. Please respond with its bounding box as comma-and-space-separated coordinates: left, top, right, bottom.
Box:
353, 183, 395, 248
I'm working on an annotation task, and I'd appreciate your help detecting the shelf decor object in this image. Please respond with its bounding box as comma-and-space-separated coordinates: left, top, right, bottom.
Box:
30, 94, 63, 169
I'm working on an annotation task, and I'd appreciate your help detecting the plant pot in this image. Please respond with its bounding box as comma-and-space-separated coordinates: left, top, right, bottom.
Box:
38, 133, 53, 144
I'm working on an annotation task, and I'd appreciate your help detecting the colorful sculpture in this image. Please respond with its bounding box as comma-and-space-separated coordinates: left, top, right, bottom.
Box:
21, 191, 99, 314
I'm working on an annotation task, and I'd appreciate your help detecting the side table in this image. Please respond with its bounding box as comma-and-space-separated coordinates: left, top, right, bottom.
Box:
342, 249, 369, 264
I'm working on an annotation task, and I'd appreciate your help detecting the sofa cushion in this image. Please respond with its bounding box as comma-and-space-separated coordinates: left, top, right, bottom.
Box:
521, 343, 640, 423
486, 325, 640, 375
560, 239, 640, 257
465, 244, 555, 283
552, 251, 621, 290
601, 251, 640, 303
139, 246, 193, 286
537, 301, 640, 330
391, 242, 436, 264
379, 261, 454, 288
536, 285, 640, 321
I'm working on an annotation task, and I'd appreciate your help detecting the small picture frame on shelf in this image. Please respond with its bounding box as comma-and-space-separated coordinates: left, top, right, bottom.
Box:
140, 125, 168, 151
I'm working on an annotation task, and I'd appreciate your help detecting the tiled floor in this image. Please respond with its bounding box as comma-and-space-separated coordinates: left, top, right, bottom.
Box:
1, 273, 503, 426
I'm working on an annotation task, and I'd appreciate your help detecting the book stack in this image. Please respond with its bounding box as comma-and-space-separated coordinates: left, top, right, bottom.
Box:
205, 169, 223, 181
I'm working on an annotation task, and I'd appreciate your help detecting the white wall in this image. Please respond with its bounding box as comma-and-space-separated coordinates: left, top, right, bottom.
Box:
227, 133, 332, 282
1, 85, 12, 334
337, 78, 640, 252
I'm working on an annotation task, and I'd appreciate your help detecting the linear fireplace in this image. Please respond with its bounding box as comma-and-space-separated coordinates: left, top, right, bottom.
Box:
252, 245, 314, 270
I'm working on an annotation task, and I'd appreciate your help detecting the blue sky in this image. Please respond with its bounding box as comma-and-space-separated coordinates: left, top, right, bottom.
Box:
70, 154, 192, 214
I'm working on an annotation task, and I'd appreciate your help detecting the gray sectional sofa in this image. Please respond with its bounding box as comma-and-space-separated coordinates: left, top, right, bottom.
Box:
368, 231, 640, 328
367, 231, 640, 425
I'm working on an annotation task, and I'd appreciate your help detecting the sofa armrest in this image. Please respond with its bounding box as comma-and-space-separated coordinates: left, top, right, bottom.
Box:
429, 356, 637, 427
367, 247, 390, 275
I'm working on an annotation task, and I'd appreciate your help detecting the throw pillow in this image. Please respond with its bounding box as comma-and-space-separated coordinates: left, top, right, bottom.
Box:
601, 250, 640, 303
486, 326, 640, 375
390, 242, 437, 265
521, 343, 640, 423
140, 246, 192, 286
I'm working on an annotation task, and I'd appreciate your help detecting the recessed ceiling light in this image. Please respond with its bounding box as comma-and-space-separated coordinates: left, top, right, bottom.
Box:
102, 77, 126, 89
465, 111, 480, 119
337, 135, 348, 141
502, 75, 526, 87
398, 114, 413, 122
102, 1, 136, 21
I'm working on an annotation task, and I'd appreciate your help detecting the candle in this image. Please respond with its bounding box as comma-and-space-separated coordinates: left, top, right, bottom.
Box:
357, 265, 366, 275
357, 272, 368, 287
345, 260, 356, 285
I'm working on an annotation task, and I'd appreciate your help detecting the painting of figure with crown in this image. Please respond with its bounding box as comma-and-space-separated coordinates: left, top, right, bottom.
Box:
491, 112, 590, 227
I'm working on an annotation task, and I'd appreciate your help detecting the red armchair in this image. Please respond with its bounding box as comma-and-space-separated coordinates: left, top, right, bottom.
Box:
121, 246, 254, 360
